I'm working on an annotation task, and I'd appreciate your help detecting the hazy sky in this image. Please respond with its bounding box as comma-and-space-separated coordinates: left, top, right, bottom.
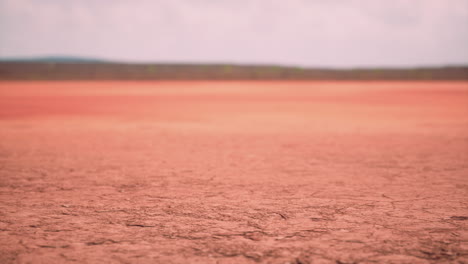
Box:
1, 0, 467, 67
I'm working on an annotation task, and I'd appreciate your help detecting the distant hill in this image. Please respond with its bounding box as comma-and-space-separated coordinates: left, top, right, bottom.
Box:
0, 59, 467, 80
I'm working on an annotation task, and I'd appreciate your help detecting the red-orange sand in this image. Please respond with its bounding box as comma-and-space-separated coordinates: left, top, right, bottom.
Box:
0, 81, 467, 264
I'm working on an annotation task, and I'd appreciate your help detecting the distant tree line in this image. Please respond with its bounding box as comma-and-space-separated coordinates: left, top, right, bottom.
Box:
0, 62, 467, 80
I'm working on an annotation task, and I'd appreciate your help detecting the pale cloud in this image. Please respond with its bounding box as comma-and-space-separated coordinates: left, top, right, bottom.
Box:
0, 0, 467, 67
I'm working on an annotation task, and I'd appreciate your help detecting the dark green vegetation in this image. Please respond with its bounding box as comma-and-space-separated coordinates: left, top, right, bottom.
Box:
1, 61, 467, 80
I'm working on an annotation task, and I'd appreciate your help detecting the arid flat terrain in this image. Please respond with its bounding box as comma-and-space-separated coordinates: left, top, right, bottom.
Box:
0, 81, 467, 264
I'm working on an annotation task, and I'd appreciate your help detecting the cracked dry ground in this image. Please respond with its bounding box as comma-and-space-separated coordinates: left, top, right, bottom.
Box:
0, 81, 467, 264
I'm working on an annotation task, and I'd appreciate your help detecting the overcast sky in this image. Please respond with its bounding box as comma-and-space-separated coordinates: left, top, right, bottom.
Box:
0, 0, 467, 67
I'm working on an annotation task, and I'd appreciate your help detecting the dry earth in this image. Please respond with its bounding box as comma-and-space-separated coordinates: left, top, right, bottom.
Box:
0, 81, 467, 264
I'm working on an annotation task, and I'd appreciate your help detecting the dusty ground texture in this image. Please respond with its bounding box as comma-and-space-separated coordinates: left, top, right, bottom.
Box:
0, 81, 467, 264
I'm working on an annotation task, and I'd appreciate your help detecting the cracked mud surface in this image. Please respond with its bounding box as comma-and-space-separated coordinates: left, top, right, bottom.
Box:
0, 81, 467, 264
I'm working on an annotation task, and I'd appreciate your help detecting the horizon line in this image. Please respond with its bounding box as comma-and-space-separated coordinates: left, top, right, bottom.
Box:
1, 55, 468, 70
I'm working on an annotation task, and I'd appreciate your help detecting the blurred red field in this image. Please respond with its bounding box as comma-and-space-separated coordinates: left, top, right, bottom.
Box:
0, 81, 467, 263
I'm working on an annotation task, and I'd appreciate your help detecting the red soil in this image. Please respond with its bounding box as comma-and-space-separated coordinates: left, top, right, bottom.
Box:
0, 81, 467, 264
